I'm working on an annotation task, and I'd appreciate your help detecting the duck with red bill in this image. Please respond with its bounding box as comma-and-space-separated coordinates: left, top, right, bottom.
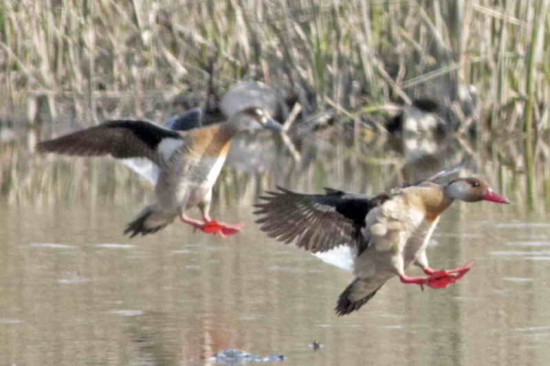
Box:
483, 189, 510, 203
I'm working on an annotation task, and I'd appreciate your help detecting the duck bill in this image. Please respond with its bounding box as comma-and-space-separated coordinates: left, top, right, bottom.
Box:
483, 189, 510, 204
263, 117, 283, 131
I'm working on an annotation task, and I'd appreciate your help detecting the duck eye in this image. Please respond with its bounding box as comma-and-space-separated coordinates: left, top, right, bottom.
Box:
471, 181, 480, 188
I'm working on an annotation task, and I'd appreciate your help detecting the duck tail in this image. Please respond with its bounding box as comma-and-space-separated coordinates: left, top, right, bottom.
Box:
124, 205, 176, 238
335, 279, 385, 316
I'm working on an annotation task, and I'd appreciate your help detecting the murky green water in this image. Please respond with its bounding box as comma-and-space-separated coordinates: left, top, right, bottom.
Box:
1, 123, 550, 365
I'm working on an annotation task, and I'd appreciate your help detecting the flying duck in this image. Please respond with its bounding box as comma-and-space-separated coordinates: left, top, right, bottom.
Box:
38, 107, 282, 237
254, 177, 509, 315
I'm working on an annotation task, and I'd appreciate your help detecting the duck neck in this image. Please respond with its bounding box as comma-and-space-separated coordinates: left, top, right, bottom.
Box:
415, 185, 454, 220
223, 115, 249, 135
190, 122, 238, 158
218, 120, 241, 139
211, 123, 240, 157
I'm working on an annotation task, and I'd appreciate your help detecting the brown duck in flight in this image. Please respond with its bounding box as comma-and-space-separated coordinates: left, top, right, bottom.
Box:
255, 177, 509, 315
38, 107, 282, 237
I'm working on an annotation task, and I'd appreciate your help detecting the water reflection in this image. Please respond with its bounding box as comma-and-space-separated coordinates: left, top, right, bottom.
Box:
1, 122, 550, 365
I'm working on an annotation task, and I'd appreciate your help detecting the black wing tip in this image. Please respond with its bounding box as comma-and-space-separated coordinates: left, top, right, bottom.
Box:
335, 297, 367, 316
253, 186, 299, 209
36, 139, 70, 154
123, 224, 165, 238
273, 185, 296, 195
123, 212, 168, 238
35, 138, 102, 156
334, 284, 379, 316
36, 141, 50, 153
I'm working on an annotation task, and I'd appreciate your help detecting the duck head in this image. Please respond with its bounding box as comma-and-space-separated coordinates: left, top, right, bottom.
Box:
445, 177, 509, 203
230, 107, 282, 131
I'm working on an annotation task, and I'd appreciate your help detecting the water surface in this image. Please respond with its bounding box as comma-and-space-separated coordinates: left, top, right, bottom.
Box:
1, 125, 550, 365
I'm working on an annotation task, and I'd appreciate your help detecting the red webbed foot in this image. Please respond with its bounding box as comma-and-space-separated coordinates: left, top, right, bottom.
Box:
400, 261, 474, 289
200, 220, 244, 237
180, 214, 243, 237
425, 272, 459, 288
422, 260, 474, 287
447, 260, 474, 277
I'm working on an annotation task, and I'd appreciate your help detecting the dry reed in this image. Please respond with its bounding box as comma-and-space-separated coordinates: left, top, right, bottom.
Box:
0, 0, 548, 134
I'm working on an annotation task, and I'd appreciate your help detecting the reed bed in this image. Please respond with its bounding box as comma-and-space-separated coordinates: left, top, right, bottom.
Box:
0, 0, 548, 134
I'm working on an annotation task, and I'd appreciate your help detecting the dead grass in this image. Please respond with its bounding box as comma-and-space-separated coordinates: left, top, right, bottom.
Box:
0, 0, 548, 134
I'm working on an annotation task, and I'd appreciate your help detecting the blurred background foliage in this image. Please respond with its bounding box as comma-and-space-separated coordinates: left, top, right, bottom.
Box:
0, 0, 548, 135
0, 0, 549, 209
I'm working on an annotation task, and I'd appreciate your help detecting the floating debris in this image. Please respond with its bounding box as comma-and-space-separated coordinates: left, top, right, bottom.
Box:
210, 348, 284, 363
308, 341, 323, 350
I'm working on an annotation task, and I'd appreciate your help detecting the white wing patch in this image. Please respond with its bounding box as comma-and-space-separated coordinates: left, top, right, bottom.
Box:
157, 138, 184, 162
121, 158, 159, 185
205, 156, 227, 188
313, 245, 354, 272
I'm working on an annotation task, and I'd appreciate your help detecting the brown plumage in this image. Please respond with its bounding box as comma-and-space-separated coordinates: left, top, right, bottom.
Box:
38, 107, 282, 237
255, 177, 509, 315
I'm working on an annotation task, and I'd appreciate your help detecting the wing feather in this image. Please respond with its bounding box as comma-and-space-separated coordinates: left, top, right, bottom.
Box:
37, 120, 182, 164
254, 187, 361, 252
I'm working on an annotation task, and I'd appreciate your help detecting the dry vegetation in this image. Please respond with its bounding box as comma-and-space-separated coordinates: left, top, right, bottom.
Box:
0, 0, 549, 134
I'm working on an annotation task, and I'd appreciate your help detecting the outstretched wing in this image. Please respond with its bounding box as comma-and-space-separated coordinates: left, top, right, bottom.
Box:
37, 120, 183, 164
254, 187, 382, 253
117, 110, 204, 185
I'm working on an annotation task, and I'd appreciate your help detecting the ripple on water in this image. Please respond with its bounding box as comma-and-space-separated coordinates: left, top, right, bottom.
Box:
109, 310, 144, 317
515, 326, 550, 333
380, 325, 407, 330
502, 277, 534, 283
525, 256, 550, 261
0, 319, 22, 324
58, 273, 91, 284
433, 232, 483, 239
495, 222, 550, 229
94, 243, 135, 249
26, 242, 75, 249
170, 249, 193, 254
490, 250, 550, 260
505, 241, 550, 247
